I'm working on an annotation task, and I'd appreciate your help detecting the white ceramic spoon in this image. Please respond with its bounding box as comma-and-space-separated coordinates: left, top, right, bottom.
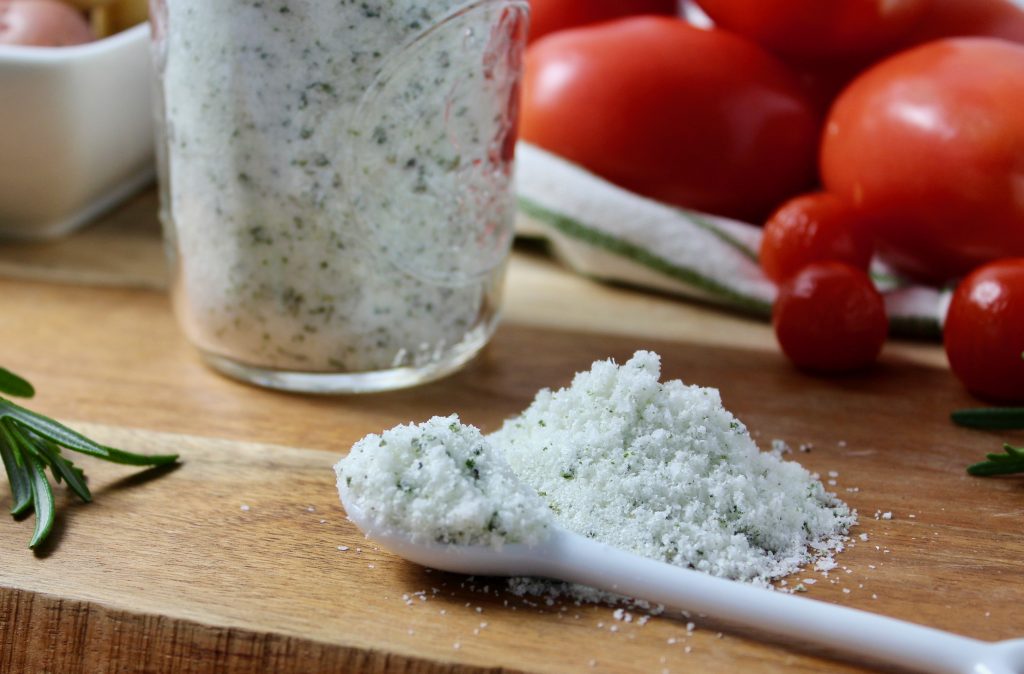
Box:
343, 499, 1024, 674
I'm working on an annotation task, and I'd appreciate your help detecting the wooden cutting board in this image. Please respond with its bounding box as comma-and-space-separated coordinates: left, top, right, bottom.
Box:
1, 277, 1022, 674
0, 192, 1020, 672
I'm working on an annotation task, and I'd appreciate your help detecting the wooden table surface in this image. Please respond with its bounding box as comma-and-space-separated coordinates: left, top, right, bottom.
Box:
0, 189, 1021, 674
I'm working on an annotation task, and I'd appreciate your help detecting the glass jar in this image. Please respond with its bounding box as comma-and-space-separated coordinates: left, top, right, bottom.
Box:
148, 0, 528, 393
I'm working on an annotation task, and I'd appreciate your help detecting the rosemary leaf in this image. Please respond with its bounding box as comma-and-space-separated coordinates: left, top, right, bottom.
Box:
951, 407, 1024, 430
24, 430, 92, 503
0, 398, 111, 458
0, 421, 33, 515
26, 452, 55, 548
99, 445, 180, 467
0, 368, 34, 398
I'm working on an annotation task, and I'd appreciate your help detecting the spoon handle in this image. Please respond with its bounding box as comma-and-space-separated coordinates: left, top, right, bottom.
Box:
536, 531, 1012, 674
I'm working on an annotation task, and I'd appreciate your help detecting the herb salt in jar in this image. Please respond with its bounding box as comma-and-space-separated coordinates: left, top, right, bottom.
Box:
149, 1, 528, 392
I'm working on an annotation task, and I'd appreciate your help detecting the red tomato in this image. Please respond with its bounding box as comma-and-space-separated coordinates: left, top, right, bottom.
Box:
896, 0, 1024, 47
773, 262, 888, 373
692, 0, 930, 59
782, 0, 1024, 116
760, 192, 873, 284
821, 38, 1024, 284
528, 0, 677, 44
944, 259, 1024, 403
521, 17, 819, 222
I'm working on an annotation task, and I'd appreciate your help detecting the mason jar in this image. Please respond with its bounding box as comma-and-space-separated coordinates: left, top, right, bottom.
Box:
148, 0, 528, 393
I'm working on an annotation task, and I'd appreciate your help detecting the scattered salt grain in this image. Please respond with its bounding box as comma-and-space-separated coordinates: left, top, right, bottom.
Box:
814, 558, 838, 573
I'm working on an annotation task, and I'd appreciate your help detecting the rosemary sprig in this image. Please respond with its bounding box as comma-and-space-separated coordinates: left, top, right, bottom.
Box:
0, 369, 178, 548
967, 444, 1024, 477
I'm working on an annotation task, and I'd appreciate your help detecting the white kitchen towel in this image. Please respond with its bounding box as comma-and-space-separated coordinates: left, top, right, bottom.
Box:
514, 142, 948, 339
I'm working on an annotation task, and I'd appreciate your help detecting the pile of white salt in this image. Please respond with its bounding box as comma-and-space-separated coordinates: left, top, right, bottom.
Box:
336, 351, 855, 591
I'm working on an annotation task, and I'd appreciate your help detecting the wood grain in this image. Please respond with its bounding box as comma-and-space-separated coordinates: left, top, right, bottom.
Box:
0, 190, 167, 290
1, 276, 1022, 674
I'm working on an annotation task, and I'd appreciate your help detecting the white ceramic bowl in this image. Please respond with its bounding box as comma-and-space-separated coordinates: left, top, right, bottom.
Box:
0, 23, 154, 240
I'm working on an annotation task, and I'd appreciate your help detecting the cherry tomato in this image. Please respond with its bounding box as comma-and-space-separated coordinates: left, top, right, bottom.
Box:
944, 259, 1024, 403
521, 17, 819, 222
773, 261, 888, 373
528, 0, 677, 44
896, 0, 1024, 48
821, 38, 1024, 284
692, 0, 930, 59
760, 192, 873, 285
